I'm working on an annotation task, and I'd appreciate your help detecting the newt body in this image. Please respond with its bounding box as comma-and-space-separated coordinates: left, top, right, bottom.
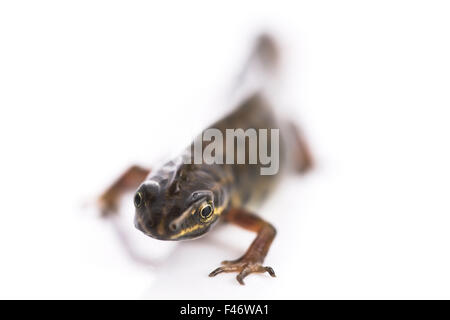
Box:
99, 35, 313, 284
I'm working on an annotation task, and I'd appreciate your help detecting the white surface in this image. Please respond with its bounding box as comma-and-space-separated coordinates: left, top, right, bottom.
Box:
1, 1, 450, 299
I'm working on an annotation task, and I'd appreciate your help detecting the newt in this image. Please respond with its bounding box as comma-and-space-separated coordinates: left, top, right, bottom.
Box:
98, 34, 313, 285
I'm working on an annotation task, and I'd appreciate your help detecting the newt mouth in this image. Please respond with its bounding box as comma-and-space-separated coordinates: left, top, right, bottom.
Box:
134, 214, 176, 241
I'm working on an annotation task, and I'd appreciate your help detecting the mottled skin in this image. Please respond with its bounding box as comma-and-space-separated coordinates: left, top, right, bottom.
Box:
98, 35, 313, 284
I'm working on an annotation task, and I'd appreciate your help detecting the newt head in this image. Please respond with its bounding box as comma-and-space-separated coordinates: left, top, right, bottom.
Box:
133, 162, 227, 241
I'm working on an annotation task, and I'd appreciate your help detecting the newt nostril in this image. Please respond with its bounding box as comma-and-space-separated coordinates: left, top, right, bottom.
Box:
169, 222, 177, 232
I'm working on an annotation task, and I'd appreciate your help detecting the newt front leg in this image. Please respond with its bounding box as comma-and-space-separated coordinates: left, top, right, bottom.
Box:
209, 208, 277, 285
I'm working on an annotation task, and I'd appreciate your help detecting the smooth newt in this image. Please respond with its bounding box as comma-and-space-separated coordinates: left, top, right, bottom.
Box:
98, 34, 313, 285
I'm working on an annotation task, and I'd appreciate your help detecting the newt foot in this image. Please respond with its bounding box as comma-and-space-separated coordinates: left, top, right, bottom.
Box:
209, 258, 276, 285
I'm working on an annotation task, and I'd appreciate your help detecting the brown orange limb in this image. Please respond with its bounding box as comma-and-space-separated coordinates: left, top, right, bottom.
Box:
209, 208, 277, 285
98, 165, 150, 217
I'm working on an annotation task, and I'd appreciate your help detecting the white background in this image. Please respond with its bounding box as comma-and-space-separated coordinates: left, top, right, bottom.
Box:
1, 1, 450, 299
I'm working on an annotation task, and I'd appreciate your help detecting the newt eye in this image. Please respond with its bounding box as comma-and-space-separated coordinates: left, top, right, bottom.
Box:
199, 203, 213, 220
134, 192, 143, 208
